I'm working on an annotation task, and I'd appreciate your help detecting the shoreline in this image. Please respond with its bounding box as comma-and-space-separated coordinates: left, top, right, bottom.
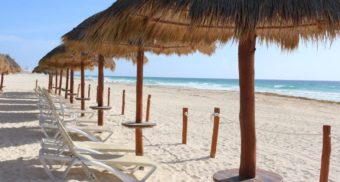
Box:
91, 78, 340, 105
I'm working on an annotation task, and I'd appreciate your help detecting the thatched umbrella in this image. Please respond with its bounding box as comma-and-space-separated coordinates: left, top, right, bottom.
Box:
81, 0, 340, 180
38, 45, 98, 105
0, 54, 21, 90
39, 43, 118, 124
63, 11, 152, 127
63, 10, 215, 156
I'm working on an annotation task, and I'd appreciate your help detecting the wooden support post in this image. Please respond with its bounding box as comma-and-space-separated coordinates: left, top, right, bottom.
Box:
48, 74, 52, 93
146, 95, 151, 122
320, 125, 331, 182
97, 55, 104, 126
80, 60, 85, 117
65, 68, 69, 99
0, 73, 2, 91
49, 74, 52, 92
210, 107, 220, 158
107, 87, 111, 106
77, 83, 80, 97
122, 90, 125, 115
0, 73, 4, 91
238, 33, 257, 179
58, 69, 63, 96
96, 85, 98, 103
182, 108, 188, 144
70, 69, 74, 103
55, 71, 58, 94
35, 79, 38, 89
135, 48, 144, 156
88, 84, 91, 99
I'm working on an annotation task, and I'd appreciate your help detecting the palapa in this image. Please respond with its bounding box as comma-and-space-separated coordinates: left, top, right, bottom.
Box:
63, 7, 217, 156
77, 0, 340, 180
0, 54, 21, 91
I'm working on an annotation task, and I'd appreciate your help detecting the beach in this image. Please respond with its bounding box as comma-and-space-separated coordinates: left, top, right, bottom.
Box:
0, 73, 339, 181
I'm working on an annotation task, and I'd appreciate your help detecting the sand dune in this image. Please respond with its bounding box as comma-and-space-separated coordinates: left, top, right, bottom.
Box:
0, 73, 339, 181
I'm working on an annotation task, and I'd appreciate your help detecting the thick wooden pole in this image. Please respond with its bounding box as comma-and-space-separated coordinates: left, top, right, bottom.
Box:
319, 125, 331, 182
55, 71, 58, 94
108, 87, 111, 106
48, 73, 52, 93
58, 69, 63, 95
135, 48, 144, 156
122, 90, 125, 115
65, 68, 69, 99
88, 84, 91, 98
182, 108, 188, 144
70, 69, 74, 103
96, 86, 98, 103
97, 55, 104, 126
35, 79, 38, 89
210, 107, 220, 158
146, 95, 151, 122
238, 33, 257, 179
0, 73, 4, 91
77, 84, 80, 97
81, 61, 85, 117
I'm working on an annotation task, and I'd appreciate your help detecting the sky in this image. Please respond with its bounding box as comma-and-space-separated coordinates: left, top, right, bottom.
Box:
0, 0, 340, 81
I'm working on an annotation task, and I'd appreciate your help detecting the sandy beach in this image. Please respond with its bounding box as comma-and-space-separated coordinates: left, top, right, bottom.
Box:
0, 73, 339, 181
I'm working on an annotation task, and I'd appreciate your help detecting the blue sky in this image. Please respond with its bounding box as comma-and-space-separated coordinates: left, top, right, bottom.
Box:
0, 1, 340, 81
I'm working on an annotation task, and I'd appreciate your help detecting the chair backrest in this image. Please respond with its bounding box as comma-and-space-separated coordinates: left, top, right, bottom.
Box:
47, 94, 78, 155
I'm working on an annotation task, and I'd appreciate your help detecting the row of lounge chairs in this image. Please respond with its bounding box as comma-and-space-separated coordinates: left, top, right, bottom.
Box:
35, 88, 157, 181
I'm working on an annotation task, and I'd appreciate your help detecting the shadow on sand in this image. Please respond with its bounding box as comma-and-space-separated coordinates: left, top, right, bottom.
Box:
0, 158, 123, 181
0, 91, 41, 148
0, 126, 43, 148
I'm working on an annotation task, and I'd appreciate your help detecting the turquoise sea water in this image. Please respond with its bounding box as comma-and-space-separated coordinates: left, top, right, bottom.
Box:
83, 76, 340, 102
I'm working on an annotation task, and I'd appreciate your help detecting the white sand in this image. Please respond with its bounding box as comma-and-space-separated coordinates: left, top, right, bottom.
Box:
0, 73, 339, 181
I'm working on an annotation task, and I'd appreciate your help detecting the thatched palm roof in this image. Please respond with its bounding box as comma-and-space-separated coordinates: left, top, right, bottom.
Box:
62, 9, 216, 56
84, 0, 340, 50
0, 54, 21, 74
38, 44, 116, 71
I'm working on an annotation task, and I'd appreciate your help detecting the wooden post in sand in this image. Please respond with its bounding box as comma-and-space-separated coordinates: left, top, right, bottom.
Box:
238, 34, 256, 178
77, 84, 80, 97
182, 108, 188, 144
320, 125, 331, 182
88, 84, 91, 99
70, 69, 74, 103
55, 71, 58, 94
80, 60, 85, 117
146, 95, 151, 122
58, 69, 63, 96
35, 79, 38, 89
210, 107, 220, 158
48, 74, 52, 93
96, 85, 99, 103
0, 73, 2, 91
97, 55, 104, 126
122, 90, 125, 115
135, 48, 144, 156
107, 87, 111, 106
65, 68, 69, 99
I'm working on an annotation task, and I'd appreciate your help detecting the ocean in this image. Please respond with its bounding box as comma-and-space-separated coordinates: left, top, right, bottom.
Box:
83, 76, 340, 102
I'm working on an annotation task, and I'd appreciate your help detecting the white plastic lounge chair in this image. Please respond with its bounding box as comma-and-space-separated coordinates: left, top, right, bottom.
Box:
39, 119, 157, 181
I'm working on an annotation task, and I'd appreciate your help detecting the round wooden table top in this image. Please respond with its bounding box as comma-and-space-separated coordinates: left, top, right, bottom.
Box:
89, 106, 112, 110
122, 122, 156, 129
213, 169, 283, 182
75, 97, 91, 101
